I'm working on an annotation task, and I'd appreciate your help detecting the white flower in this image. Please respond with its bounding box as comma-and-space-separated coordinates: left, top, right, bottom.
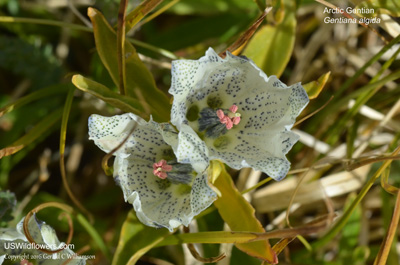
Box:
169, 48, 309, 180
88, 113, 216, 232
0, 214, 85, 265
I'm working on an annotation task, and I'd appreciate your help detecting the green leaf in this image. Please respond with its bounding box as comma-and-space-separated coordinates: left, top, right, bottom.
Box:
112, 210, 170, 265
243, 0, 296, 77
212, 161, 277, 263
72, 75, 154, 119
87, 7, 170, 121
355, 0, 400, 17
168, 0, 258, 15
0, 84, 69, 117
125, 0, 163, 32
303, 72, 331, 100
0, 107, 63, 159
338, 193, 362, 264
230, 245, 263, 265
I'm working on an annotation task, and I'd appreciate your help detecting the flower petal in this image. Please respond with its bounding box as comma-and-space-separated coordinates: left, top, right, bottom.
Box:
169, 48, 309, 180
114, 156, 216, 232
173, 125, 209, 173
89, 114, 173, 163
88, 113, 138, 158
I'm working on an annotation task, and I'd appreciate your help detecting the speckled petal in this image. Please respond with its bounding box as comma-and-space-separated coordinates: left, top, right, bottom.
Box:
89, 114, 173, 163
89, 114, 215, 231
174, 125, 209, 173
88, 113, 139, 158
169, 47, 309, 180
114, 156, 216, 232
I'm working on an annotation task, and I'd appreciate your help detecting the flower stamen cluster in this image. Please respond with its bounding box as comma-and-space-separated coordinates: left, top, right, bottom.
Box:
217, 104, 241, 130
153, 159, 172, 179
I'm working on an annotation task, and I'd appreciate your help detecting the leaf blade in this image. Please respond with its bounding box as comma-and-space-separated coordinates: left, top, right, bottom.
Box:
112, 210, 170, 265
212, 162, 277, 263
71, 75, 156, 119
303, 71, 331, 100
87, 7, 170, 121
243, 0, 296, 77
0, 108, 63, 159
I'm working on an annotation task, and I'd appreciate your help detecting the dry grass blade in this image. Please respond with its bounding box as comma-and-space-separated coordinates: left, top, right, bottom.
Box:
344, 154, 400, 171
219, 7, 272, 58
254, 214, 333, 241
253, 165, 371, 213
183, 226, 226, 263
0, 145, 24, 159
381, 166, 399, 195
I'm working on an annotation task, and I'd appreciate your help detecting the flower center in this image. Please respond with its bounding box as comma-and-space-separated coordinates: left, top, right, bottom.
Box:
217, 105, 241, 130
153, 159, 172, 179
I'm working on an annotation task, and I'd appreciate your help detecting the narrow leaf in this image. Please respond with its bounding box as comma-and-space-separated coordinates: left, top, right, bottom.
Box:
303, 71, 331, 100
125, 0, 164, 32
243, 0, 296, 77
157, 221, 328, 246
87, 7, 170, 121
112, 210, 170, 265
212, 161, 277, 263
60, 87, 94, 224
71, 75, 153, 119
0, 84, 69, 117
272, 238, 296, 256
0, 108, 63, 159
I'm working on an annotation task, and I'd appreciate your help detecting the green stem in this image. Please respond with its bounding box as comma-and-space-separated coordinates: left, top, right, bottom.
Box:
76, 214, 112, 260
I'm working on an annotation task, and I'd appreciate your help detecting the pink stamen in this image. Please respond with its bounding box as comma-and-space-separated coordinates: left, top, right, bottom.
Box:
216, 104, 241, 130
152, 159, 172, 179
216, 109, 225, 120
225, 119, 233, 129
232, 116, 241, 125
229, 104, 238, 113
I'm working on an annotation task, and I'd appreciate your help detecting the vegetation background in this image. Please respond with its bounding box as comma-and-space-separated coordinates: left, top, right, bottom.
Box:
0, 0, 400, 264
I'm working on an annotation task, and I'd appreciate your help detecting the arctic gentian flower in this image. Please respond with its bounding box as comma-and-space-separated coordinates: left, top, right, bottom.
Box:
88, 113, 216, 231
0, 215, 85, 265
169, 48, 309, 180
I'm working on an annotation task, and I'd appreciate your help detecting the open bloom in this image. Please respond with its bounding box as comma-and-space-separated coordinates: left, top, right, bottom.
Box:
0, 215, 85, 265
169, 48, 309, 180
88, 113, 216, 231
